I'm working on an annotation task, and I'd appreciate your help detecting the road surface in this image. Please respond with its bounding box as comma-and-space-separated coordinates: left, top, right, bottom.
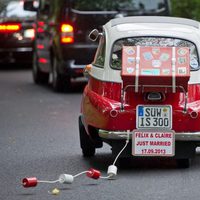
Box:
1, 68, 200, 200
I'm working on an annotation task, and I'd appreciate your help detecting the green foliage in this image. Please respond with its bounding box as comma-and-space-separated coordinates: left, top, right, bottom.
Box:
73, 0, 133, 11
171, 0, 200, 20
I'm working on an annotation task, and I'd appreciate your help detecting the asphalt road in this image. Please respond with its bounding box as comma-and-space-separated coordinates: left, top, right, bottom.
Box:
1, 68, 200, 200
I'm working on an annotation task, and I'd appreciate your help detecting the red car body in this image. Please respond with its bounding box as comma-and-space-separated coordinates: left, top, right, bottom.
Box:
79, 16, 200, 167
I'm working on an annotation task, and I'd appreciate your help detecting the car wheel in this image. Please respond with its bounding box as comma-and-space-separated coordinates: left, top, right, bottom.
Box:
79, 116, 95, 157
32, 52, 49, 84
176, 158, 191, 168
52, 57, 66, 92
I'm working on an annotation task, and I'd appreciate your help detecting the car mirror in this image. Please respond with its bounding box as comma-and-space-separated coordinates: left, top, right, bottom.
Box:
24, 0, 39, 12
88, 29, 102, 42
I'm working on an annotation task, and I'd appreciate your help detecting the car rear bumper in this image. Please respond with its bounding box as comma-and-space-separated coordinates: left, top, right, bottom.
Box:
0, 47, 33, 53
60, 44, 97, 76
62, 59, 90, 78
98, 129, 200, 142
61, 44, 98, 63
0, 47, 33, 64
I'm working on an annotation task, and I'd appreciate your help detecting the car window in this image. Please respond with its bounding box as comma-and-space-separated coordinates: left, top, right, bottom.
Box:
111, 37, 199, 71
93, 35, 106, 68
71, 0, 168, 14
0, 0, 36, 18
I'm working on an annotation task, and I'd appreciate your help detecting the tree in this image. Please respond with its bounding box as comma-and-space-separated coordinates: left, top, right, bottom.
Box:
171, 0, 200, 20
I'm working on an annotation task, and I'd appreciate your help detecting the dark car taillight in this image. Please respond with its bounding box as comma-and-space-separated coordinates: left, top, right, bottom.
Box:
37, 21, 45, 33
60, 23, 74, 44
0, 23, 21, 33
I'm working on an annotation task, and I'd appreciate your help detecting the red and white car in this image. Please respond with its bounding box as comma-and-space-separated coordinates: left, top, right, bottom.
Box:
79, 16, 200, 168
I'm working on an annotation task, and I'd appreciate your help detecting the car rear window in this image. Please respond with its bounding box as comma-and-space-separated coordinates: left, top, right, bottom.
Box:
93, 34, 106, 68
111, 37, 199, 71
71, 0, 168, 13
0, 0, 36, 19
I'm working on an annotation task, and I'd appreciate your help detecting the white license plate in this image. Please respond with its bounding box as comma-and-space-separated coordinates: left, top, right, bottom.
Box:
132, 130, 175, 157
136, 105, 172, 129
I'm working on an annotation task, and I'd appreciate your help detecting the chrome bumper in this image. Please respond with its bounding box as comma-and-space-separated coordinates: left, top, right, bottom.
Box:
0, 47, 33, 52
67, 60, 85, 69
99, 129, 200, 141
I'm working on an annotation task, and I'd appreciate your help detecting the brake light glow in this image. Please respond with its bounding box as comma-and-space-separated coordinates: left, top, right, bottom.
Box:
61, 36, 74, 43
39, 58, 48, 64
37, 44, 44, 49
0, 23, 21, 32
61, 24, 73, 33
38, 21, 45, 27
37, 27, 44, 33
60, 23, 74, 44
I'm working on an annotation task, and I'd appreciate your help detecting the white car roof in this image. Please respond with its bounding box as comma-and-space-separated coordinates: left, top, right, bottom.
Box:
110, 16, 200, 29
91, 17, 200, 84
104, 17, 200, 43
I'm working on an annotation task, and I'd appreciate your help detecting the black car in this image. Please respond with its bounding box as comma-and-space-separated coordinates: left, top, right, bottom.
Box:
24, 0, 171, 91
0, 0, 36, 66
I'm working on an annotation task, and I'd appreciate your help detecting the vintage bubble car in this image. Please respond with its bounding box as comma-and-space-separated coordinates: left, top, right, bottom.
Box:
79, 16, 200, 168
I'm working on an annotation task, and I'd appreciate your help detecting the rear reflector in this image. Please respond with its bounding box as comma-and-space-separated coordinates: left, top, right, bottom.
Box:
38, 21, 45, 26
37, 27, 44, 33
0, 24, 21, 32
37, 21, 45, 33
61, 36, 74, 44
37, 44, 44, 49
38, 58, 48, 64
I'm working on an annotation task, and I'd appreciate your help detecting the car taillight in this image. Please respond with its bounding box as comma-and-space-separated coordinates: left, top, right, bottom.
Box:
0, 23, 21, 33
37, 21, 45, 33
60, 23, 74, 44
37, 44, 44, 49
38, 58, 48, 64
24, 28, 35, 39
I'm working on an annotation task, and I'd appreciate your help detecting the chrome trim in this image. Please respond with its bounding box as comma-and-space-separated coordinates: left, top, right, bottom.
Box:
111, 16, 200, 29
99, 129, 200, 141
67, 44, 98, 49
71, 8, 118, 15
0, 47, 33, 52
121, 84, 187, 113
68, 60, 85, 69
147, 92, 162, 101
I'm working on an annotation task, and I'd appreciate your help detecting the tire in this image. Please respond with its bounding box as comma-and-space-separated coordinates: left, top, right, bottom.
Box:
79, 116, 95, 157
176, 158, 191, 168
52, 57, 69, 92
32, 52, 49, 84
